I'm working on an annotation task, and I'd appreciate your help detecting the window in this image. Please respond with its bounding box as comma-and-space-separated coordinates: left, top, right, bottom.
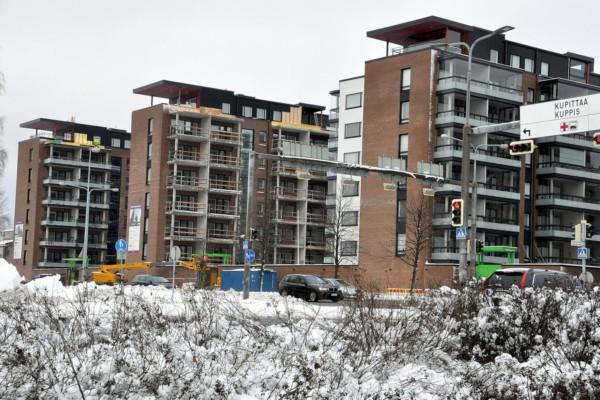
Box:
259, 131, 267, 144
257, 158, 266, 169
257, 203, 265, 216
242, 106, 253, 118
124, 140, 131, 149
148, 118, 154, 136
28, 148, 33, 162
400, 101, 410, 123
510, 54, 520, 68
524, 58, 534, 72
145, 167, 151, 185
527, 88, 535, 104
344, 122, 361, 138
342, 181, 359, 196
396, 233, 406, 254
27, 189, 31, 203
147, 143, 152, 160
111, 138, 121, 148
273, 110, 282, 121
256, 108, 267, 119
222, 103, 231, 114
570, 59, 586, 82
63, 132, 72, 141
24, 230, 28, 245
343, 151, 360, 164
23, 250, 27, 265
401, 68, 411, 90
345, 93, 362, 109
25, 209, 30, 223
541, 62, 549, 76
257, 178, 265, 192
28, 168, 32, 183
489, 49, 499, 63
341, 241, 357, 256
342, 211, 358, 226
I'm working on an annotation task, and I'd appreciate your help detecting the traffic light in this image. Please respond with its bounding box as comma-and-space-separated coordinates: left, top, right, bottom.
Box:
586, 222, 593, 239
250, 228, 259, 240
593, 132, 600, 147
450, 199, 464, 227
476, 240, 483, 253
509, 140, 536, 156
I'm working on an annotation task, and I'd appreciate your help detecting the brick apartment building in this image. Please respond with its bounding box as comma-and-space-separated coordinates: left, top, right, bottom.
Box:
11, 119, 130, 280
329, 16, 600, 289
126, 80, 331, 268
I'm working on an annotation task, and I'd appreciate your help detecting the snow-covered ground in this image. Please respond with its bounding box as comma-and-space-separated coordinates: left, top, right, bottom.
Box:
1, 264, 599, 399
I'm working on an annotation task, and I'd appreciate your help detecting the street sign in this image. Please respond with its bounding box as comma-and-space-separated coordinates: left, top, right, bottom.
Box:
244, 249, 255, 263
456, 227, 467, 241
520, 92, 600, 139
571, 239, 584, 247
169, 246, 182, 262
242, 240, 249, 250
577, 247, 589, 259
116, 250, 126, 261
115, 239, 127, 252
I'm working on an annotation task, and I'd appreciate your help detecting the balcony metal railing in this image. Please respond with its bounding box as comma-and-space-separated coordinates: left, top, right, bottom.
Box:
210, 130, 241, 145
537, 161, 598, 172
277, 237, 297, 245
169, 149, 206, 163
307, 213, 327, 224
165, 227, 205, 241
272, 165, 298, 176
209, 179, 239, 191
166, 201, 206, 214
44, 156, 114, 170
437, 76, 523, 101
307, 190, 327, 201
434, 143, 513, 159
436, 110, 515, 125
170, 124, 210, 140
167, 175, 209, 189
306, 239, 326, 247
272, 186, 305, 200
536, 193, 588, 202
208, 204, 238, 216
277, 211, 298, 221
535, 224, 573, 232
209, 153, 240, 168
207, 229, 236, 240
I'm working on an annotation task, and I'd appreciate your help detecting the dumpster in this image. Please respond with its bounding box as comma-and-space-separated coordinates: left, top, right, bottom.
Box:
221, 268, 277, 292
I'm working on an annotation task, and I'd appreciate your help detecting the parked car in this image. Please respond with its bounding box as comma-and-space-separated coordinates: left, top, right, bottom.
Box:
483, 268, 578, 293
324, 278, 361, 300
130, 274, 175, 289
279, 274, 340, 302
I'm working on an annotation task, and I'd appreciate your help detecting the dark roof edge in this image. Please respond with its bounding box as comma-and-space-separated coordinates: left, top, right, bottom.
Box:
366, 15, 474, 39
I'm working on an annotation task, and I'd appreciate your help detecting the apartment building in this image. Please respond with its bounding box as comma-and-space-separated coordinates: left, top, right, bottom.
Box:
11, 118, 130, 280
127, 80, 329, 266
332, 16, 600, 288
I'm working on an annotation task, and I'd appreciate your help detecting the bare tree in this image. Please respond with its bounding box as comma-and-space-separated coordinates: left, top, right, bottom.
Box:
399, 193, 433, 294
326, 196, 354, 278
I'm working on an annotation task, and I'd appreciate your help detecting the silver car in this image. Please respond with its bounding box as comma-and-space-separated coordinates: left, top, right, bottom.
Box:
324, 278, 360, 300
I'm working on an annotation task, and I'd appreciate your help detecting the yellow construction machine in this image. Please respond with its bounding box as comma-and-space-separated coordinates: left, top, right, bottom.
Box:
91, 262, 151, 285
179, 255, 220, 288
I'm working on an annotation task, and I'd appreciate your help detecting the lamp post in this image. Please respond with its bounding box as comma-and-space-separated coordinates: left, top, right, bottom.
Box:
441, 134, 508, 276
59, 146, 118, 282
437, 25, 514, 283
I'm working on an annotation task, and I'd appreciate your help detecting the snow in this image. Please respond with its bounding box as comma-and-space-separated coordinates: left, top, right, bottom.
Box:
24, 274, 64, 294
0, 258, 24, 291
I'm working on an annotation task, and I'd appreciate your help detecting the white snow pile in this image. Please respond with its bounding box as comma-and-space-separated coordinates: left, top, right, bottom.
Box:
0, 285, 599, 399
24, 274, 64, 294
0, 258, 24, 291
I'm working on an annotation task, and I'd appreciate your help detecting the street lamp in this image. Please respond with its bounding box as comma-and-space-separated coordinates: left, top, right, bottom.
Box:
59, 146, 119, 282
441, 134, 508, 275
436, 25, 514, 283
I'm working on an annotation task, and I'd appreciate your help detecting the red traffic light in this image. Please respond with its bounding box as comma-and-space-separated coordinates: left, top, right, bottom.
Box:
509, 140, 535, 156
450, 199, 463, 227
593, 132, 600, 147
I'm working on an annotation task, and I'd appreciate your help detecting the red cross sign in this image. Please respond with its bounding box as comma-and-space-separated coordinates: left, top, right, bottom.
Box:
560, 122, 569, 132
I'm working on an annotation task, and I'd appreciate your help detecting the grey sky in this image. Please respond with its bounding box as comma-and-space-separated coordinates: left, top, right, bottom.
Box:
0, 0, 598, 221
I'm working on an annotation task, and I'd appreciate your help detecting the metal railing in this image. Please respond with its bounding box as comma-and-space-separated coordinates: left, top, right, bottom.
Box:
535, 224, 572, 231
207, 229, 236, 240
167, 175, 208, 188
307, 213, 326, 223
536, 193, 588, 202
307, 190, 327, 201
170, 124, 210, 139
209, 153, 239, 167
209, 178, 239, 191
278, 211, 298, 220
537, 161, 597, 172
208, 204, 237, 215
436, 110, 515, 124
272, 186, 305, 199
166, 227, 205, 240
166, 201, 206, 213
169, 149, 205, 162
210, 130, 241, 144
306, 239, 326, 247
437, 75, 522, 97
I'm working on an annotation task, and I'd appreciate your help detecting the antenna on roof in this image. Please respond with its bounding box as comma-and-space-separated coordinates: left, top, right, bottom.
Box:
69, 115, 76, 122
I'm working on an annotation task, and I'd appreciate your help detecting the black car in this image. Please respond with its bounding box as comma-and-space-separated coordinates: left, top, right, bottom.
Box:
483, 268, 579, 293
279, 274, 340, 302
130, 274, 175, 289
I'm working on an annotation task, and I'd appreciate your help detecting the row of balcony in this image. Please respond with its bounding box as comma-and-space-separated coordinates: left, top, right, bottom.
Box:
271, 165, 328, 180
169, 126, 241, 145
42, 198, 110, 209
275, 238, 327, 249
164, 227, 236, 243
167, 176, 241, 193
44, 157, 120, 171
39, 238, 107, 249
168, 151, 240, 169
41, 217, 109, 229
271, 187, 327, 202
43, 177, 112, 190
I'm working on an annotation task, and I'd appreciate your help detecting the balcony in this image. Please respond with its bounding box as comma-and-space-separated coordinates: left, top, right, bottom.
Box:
328, 137, 338, 151
210, 130, 241, 145
165, 227, 205, 242
167, 175, 208, 191
168, 150, 208, 167
275, 211, 298, 224
432, 214, 518, 233
209, 178, 240, 193
166, 201, 206, 216
534, 224, 574, 240
536, 193, 598, 212
41, 217, 108, 229
169, 124, 210, 142
207, 229, 236, 243
272, 164, 298, 177
309, 170, 328, 181
209, 154, 240, 170
437, 76, 523, 103
307, 190, 327, 202
42, 198, 110, 209
433, 144, 520, 170
307, 213, 327, 225
207, 204, 238, 219
535, 132, 596, 150
272, 187, 306, 201
434, 181, 520, 201
276, 237, 298, 248
43, 177, 112, 190
430, 246, 460, 262
435, 110, 517, 130
44, 156, 117, 171
537, 162, 600, 183
306, 239, 326, 249
40, 238, 77, 248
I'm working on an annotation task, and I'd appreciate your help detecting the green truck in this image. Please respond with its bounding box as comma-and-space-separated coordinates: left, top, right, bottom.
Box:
475, 245, 518, 280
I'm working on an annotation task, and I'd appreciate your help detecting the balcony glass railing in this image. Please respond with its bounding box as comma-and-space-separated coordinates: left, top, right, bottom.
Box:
170, 124, 210, 139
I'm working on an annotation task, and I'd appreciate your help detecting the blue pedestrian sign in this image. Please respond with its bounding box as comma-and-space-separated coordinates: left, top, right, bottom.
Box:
242, 240, 249, 250
115, 239, 127, 252
456, 227, 467, 241
577, 247, 589, 259
245, 249, 255, 263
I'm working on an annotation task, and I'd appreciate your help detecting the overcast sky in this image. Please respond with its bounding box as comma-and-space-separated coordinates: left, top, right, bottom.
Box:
0, 0, 598, 222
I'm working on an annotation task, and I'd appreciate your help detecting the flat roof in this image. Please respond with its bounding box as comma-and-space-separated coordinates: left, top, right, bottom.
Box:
367, 15, 473, 46
133, 79, 233, 99
20, 118, 128, 133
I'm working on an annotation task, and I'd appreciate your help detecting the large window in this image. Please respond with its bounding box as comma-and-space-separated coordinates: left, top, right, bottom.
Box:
259, 131, 267, 144
401, 68, 411, 90
344, 122, 361, 138
510, 54, 520, 69
242, 106, 253, 118
256, 108, 267, 119
400, 101, 410, 124
541, 62, 549, 76
346, 93, 362, 109
273, 110, 282, 121
524, 58, 534, 73
342, 181, 359, 197
111, 138, 121, 148
343, 151, 360, 164
489, 49, 499, 63
342, 211, 358, 226
222, 103, 231, 114
396, 233, 406, 254
570, 60, 586, 82
341, 241, 357, 256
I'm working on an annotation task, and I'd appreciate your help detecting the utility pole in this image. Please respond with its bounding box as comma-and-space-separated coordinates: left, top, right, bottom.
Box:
242, 146, 255, 300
